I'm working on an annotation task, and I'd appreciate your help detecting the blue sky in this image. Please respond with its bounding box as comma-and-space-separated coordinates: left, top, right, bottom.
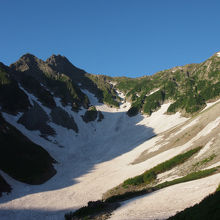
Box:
1, 0, 220, 77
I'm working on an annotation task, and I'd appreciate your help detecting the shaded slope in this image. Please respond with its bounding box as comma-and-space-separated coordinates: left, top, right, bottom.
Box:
0, 62, 31, 115
17, 101, 55, 136
10, 54, 90, 110
0, 113, 56, 184
168, 188, 220, 220
0, 175, 11, 197
10, 54, 119, 109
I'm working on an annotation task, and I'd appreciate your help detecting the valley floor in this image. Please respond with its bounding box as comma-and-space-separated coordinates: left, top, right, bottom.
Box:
0, 92, 220, 220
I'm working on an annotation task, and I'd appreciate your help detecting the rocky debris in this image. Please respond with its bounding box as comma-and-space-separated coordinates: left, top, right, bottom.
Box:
50, 107, 78, 132
17, 101, 55, 136
82, 106, 104, 123
82, 106, 98, 123
19, 74, 56, 109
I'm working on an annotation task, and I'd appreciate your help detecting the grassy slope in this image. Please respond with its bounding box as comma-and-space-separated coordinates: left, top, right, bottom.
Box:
123, 147, 202, 186
64, 167, 218, 219
115, 54, 220, 116
105, 168, 218, 203
87, 74, 120, 107
64, 146, 219, 219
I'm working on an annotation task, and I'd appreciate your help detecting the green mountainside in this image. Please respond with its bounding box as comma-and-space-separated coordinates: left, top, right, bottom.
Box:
115, 52, 220, 116
4, 52, 220, 117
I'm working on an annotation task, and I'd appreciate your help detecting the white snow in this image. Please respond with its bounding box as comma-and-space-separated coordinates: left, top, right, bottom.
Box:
146, 88, 160, 96
196, 117, 220, 137
1, 88, 218, 220
175, 117, 200, 136
205, 161, 220, 169
195, 138, 214, 159
110, 173, 220, 220
202, 98, 220, 112
138, 103, 187, 134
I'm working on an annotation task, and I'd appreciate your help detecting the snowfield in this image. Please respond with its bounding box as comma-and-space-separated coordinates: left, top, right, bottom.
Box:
110, 173, 220, 220
0, 90, 219, 220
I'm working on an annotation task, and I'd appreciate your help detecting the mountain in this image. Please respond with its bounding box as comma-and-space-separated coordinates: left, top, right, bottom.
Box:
115, 52, 220, 116
0, 52, 219, 220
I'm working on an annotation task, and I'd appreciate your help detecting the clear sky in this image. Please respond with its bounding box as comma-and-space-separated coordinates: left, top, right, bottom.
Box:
1, 0, 220, 77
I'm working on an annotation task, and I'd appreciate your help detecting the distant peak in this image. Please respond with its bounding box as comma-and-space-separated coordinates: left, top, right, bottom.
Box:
20, 53, 38, 60
14, 53, 42, 66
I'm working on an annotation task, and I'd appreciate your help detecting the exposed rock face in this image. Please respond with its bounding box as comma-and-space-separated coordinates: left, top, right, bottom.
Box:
50, 107, 78, 132
82, 109, 98, 123
18, 74, 56, 109
0, 63, 31, 115
82, 106, 104, 123
0, 113, 56, 184
17, 101, 55, 136
46, 54, 86, 81
10, 54, 90, 110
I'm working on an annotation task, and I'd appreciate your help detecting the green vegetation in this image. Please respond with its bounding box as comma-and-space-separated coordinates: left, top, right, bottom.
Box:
64, 200, 120, 220
0, 67, 10, 85
167, 93, 206, 114
116, 56, 220, 116
123, 147, 202, 186
200, 81, 220, 101
88, 75, 120, 107
193, 154, 216, 167
155, 168, 217, 190
44, 73, 90, 110
143, 90, 165, 115
105, 168, 218, 203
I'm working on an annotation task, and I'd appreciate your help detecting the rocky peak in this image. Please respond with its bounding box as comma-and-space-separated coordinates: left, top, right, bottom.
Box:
46, 54, 69, 65
46, 54, 76, 72
10, 53, 44, 73
46, 54, 86, 76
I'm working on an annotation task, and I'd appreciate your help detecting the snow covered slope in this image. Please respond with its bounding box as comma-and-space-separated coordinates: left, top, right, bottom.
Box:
0, 87, 189, 220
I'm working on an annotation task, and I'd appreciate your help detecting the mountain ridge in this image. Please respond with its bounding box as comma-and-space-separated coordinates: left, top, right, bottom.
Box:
0, 51, 219, 220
